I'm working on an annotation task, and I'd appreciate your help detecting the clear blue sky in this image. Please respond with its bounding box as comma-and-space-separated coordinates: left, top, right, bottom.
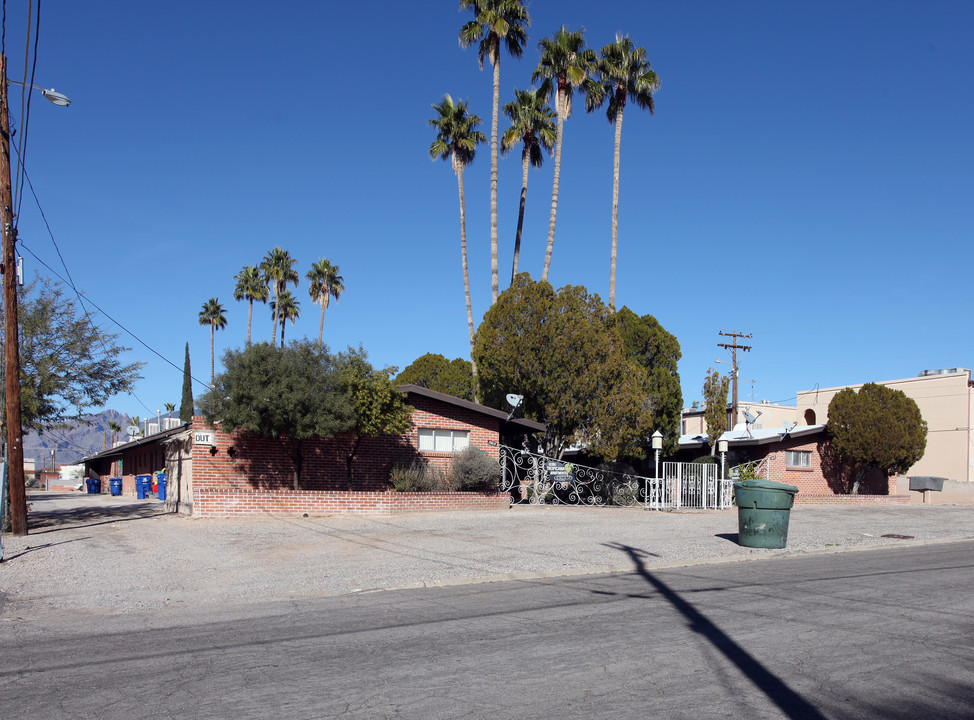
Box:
7, 0, 973, 422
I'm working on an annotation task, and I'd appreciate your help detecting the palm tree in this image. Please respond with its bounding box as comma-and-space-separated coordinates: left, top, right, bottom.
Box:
233, 265, 269, 346
199, 297, 228, 383
164, 402, 176, 428
429, 95, 486, 382
271, 290, 300, 347
306, 259, 344, 348
501, 87, 556, 283
459, 0, 530, 305
129, 416, 142, 439
260, 248, 298, 343
588, 34, 660, 309
532, 26, 598, 283
107, 421, 121, 446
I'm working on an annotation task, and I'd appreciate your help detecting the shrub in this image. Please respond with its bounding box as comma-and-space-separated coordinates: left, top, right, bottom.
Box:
387, 461, 448, 492
449, 446, 501, 492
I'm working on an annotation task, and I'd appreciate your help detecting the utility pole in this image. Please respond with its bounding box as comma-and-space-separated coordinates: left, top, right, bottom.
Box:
718, 330, 752, 431
1, 54, 27, 535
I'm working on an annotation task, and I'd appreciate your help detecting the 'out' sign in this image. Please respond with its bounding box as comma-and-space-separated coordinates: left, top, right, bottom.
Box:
193, 431, 214, 446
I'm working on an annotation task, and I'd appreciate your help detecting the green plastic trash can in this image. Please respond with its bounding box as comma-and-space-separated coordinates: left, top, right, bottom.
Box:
733, 478, 799, 549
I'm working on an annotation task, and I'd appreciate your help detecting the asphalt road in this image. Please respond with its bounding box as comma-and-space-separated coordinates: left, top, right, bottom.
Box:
2, 540, 973, 719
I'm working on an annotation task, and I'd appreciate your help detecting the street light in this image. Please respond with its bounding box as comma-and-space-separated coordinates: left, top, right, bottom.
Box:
7, 79, 71, 106
2, 56, 70, 535
718, 438, 728, 479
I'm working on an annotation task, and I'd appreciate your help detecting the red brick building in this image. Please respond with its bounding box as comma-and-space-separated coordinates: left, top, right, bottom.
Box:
680, 424, 909, 505
84, 385, 544, 517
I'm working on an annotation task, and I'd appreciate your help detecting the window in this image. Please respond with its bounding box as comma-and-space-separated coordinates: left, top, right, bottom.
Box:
786, 450, 811, 468
418, 428, 470, 453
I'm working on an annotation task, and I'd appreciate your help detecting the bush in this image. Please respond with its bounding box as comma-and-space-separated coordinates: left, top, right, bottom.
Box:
691, 455, 719, 465
387, 461, 448, 492
449, 446, 501, 492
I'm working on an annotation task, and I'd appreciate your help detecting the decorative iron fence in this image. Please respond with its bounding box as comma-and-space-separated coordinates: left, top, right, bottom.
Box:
498, 446, 734, 510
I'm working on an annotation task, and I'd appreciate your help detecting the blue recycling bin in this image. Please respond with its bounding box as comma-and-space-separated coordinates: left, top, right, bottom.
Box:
109, 478, 122, 496
136, 474, 151, 500
156, 473, 167, 501
86, 478, 101, 494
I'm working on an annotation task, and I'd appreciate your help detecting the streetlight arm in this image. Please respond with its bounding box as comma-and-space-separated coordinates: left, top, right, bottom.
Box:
6, 79, 71, 106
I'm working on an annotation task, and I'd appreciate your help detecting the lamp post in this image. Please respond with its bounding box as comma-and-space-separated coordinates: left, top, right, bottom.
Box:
718, 438, 728, 479
2, 55, 70, 535
651, 430, 663, 480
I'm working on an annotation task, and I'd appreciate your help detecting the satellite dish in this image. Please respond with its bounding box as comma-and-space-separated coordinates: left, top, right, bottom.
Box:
505, 393, 525, 421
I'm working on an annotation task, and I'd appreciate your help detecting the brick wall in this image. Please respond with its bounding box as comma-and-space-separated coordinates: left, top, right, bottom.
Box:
406, 394, 501, 471
193, 488, 510, 518
759, 435, 905, 503
190, 394, 504, 516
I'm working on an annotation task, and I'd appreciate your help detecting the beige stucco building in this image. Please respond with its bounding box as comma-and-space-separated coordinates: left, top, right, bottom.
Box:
681, 401, 798, 439
796, 368, 974, 484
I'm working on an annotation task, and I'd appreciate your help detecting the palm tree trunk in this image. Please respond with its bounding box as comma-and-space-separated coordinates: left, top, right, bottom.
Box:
489, 56, 501, 305
271, 289, 279, 344
455, 161, 479, 389
246, 299, 253, 347
317, 300, 325, 348
542, 98, 566, 283
511, 150, 530, 283
209, 324, 215, 384
609, 104, 624, 309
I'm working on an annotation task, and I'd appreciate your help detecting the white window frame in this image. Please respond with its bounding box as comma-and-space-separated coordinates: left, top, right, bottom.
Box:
786, 450, 811, 468
418, 428, 470, 453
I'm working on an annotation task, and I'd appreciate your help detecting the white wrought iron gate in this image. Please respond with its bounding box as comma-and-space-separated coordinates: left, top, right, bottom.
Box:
498, 446, 733, 510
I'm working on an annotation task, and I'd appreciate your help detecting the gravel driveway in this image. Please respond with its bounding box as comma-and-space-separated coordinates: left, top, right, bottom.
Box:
2, 491, 973, 623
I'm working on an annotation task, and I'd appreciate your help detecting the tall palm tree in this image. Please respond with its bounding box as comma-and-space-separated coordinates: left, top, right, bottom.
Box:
233, 265, 269, 347
501, 87, 556, 283
260, 247, 298, 343
429, 95, 486, 382
459, 0, 530, 305
306, 259, 344, 348
108, 420, 121, 446
532, 26, 597, 283
271, 290, 300, 347
588, 34, 660, 309
199, 297, 228, 383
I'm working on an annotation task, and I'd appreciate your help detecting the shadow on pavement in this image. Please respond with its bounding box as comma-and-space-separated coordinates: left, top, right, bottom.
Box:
24, 493, 171, 534
715, 532, 740, 544
606, 542, 827, 720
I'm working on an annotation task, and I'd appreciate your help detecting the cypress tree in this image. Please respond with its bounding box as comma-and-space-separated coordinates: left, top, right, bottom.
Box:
179, 342, 194, 423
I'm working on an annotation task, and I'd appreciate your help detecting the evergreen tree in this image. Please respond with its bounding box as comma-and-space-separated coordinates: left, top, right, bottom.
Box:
180, 343, 194, 423
702, 369, 730, 454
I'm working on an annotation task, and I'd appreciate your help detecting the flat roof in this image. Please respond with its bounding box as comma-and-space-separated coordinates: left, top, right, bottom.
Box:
680, 424, 826, 448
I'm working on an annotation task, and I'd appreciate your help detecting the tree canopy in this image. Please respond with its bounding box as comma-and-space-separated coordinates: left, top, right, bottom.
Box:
394, 353, 475, 401
613, 307, 682, 455
338, 347, 414, 486
826, 383, 927, 494
17, 277, 143, 432
198, 340, 355, 487
473, 273, 652, 460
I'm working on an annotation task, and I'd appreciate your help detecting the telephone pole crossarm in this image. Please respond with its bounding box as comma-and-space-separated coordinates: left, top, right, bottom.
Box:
717, 331, 752, 432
